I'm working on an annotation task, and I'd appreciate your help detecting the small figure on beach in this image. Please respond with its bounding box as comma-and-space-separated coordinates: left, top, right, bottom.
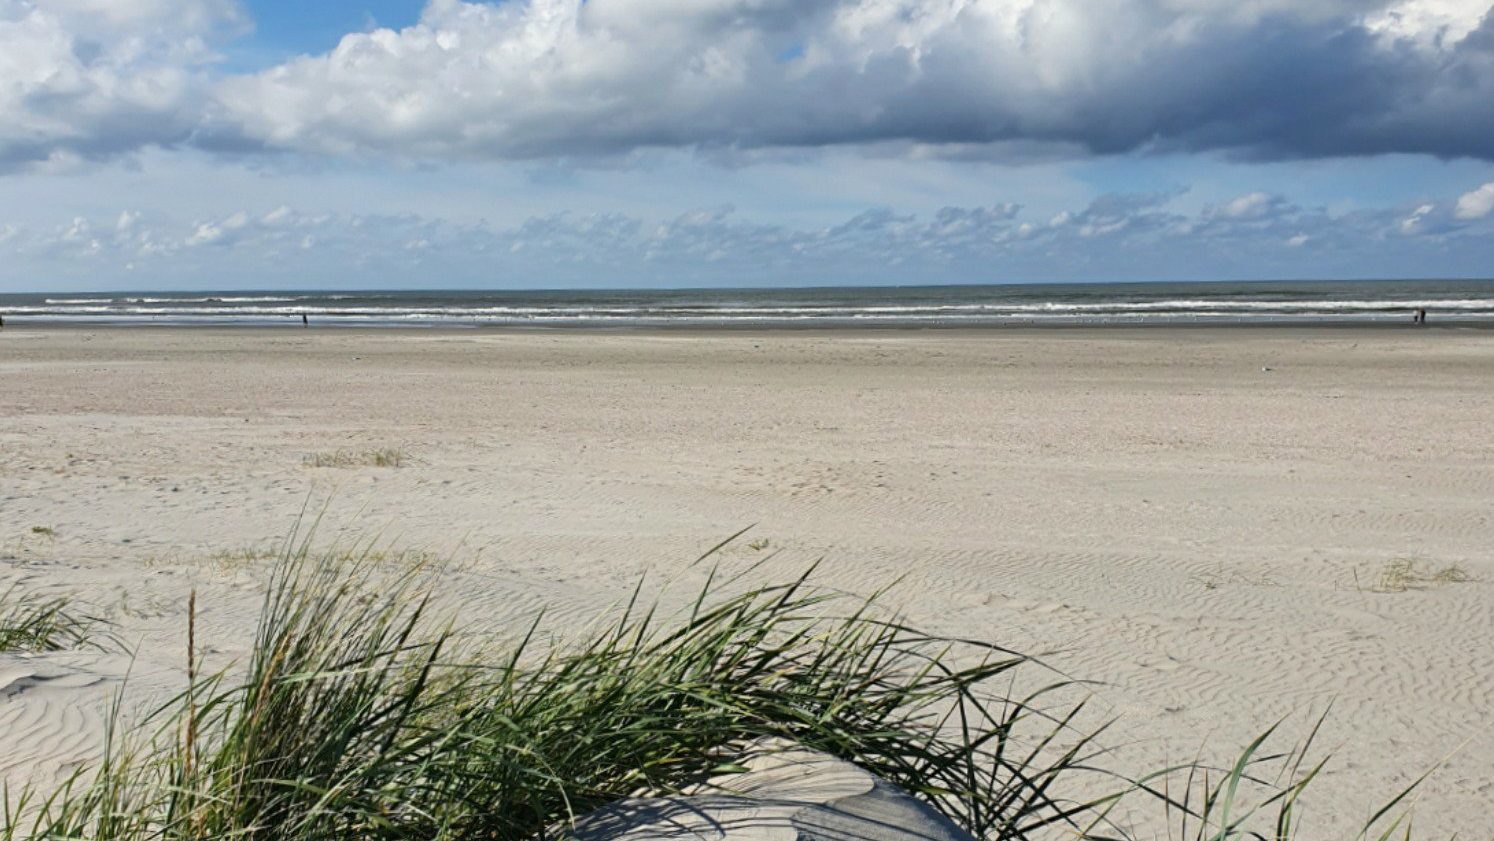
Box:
1414, 308, 1427, 325
302, 313, 309, 327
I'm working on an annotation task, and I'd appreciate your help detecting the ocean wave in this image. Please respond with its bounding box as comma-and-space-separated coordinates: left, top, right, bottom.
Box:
43, 296, 302, 305
9, 288, 1494, 325
14, 299, 1494, 316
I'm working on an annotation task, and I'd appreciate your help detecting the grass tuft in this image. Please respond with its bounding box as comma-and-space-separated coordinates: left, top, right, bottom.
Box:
303, 448, 408, 469
1370, 558, 1473, 593
0, 585, 116, 653
205, 544, 282, 571
1429, 564, 1472, 585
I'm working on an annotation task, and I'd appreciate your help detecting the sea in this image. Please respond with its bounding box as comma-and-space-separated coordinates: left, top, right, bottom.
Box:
2, 279, 1492, 328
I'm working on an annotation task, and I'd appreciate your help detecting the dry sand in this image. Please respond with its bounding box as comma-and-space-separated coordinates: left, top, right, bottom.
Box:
2, 327, 1491, 837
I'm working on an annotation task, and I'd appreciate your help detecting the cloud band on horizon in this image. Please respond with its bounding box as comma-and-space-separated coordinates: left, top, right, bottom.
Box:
6, 181, 1493, 289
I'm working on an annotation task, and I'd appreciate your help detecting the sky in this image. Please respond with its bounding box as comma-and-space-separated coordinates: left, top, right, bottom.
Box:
2, 0, 1493, 291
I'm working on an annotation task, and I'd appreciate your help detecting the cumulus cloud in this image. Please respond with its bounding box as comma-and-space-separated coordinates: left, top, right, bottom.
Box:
1454, 181, 1494, 218
203, 0, 1494, 163
0, 0, 243, 169
4, 0, 1494, 167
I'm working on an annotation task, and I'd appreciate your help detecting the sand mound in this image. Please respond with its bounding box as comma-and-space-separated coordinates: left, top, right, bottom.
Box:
570, 745, 973, 841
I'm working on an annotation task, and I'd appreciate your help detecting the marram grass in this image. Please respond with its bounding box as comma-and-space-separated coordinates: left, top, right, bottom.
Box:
0, 584, 115, 653
302, 448, 408, 469
2, 544, 1426, 841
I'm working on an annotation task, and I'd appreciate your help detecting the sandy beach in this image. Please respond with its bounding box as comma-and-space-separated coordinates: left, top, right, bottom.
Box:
2, 326, 1491, 837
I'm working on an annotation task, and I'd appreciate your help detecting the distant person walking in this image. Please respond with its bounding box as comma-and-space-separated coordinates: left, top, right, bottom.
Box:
1415, 308, 1427, 325
302, 313, 309, 327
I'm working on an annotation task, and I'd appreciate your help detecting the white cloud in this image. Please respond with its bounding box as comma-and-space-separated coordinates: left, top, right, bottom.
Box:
0, 0, 243, 169
61, 215, 90, 239
1365, 0, 1491, 44
1399, 203, 1436, 233
1454, 181, 1494, 218
0, 0, 1492, 167
185, 221, 223, 246
1217, 192, 1274, 220
202, 0, 1494, 163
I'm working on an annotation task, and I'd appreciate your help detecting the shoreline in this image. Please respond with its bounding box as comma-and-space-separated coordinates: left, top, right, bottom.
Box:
4, 320, 1493, 334
6, 278, 1492, 333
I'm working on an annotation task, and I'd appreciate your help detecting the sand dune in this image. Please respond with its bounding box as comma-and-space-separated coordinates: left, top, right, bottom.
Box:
1, 327, 1491, 837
